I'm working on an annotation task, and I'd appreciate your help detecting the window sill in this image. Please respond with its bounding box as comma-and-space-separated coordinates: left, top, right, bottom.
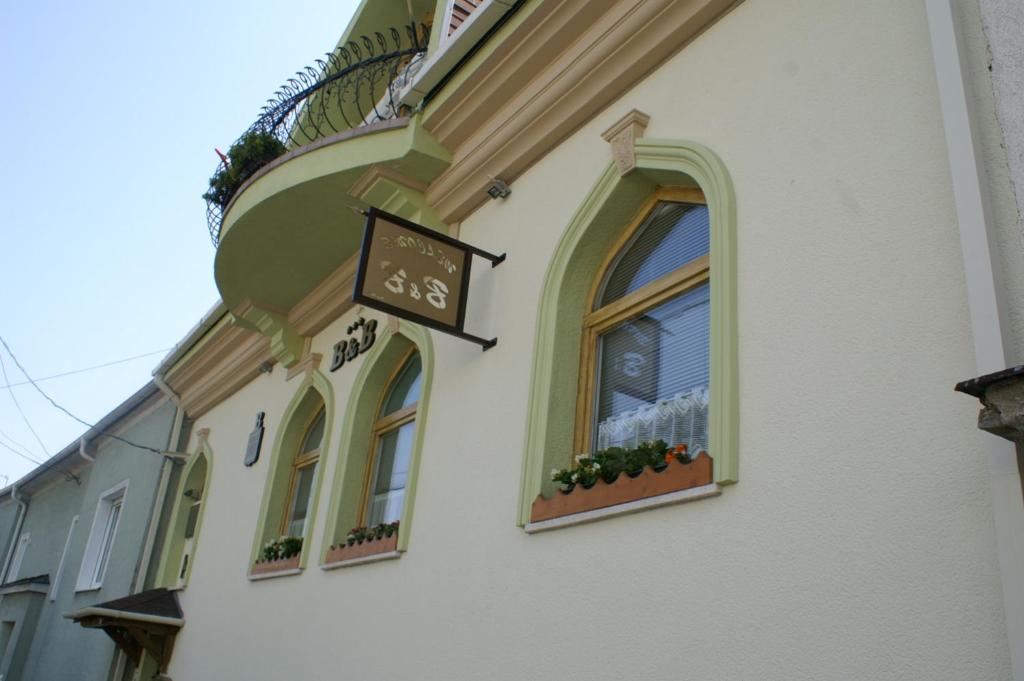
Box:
526, 482, 721, 533
248, 554, 302, 581
321, 533, 400, 569
321, 550, 401, 570
75, 585, 102, 594
526, 453, 717, 533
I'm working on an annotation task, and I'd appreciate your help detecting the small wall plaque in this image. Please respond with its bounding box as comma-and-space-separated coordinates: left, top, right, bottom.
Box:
244, 412, 265, 467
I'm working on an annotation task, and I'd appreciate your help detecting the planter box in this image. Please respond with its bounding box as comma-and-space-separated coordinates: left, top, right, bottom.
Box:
530, 452, 713, 523
250, 554, 301, 576
324, 532, 399, 564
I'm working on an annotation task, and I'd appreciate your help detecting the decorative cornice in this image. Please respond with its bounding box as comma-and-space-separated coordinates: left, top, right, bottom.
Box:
286, 353, 323, 382
231, 300, 304, 369
164, 322, 272, 420
349, 165, 430, 199
601, 109, 651, 175
423, 0, 740, 223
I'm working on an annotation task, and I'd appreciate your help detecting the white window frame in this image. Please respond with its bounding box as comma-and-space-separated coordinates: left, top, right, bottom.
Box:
5, 532, 29, 583
50, 515, 78, 601
76, 480, 129, 591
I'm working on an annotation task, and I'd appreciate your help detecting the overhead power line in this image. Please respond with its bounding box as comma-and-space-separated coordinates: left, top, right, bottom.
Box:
0, 335, 164, 456
0, 437, 45, 467
0, 428, 41, 462
0, 351, 49, 457
0, 348, 171, 390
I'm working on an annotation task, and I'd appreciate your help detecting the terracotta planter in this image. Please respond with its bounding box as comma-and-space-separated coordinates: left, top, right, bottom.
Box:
250, 553, 301, 575
324, 532, 399, 564
530, 452, 713, 523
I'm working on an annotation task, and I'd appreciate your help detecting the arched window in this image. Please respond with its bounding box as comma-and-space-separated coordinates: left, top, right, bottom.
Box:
363, 352, 421, 526
518, 138, 737, 527
283, 404, 325, 537
577, 191, 710, 455
156, 446, 211, 589
320, 321, 433, 564
176, 453, 208, 587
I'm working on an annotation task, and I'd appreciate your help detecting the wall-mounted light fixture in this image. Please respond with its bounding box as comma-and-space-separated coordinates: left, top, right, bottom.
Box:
486, 178, 511, 200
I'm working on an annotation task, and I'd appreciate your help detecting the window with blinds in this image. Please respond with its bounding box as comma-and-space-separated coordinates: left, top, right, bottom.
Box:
283, 405, 325, 537
365, 353, 422, 527
580, 196, 711, 454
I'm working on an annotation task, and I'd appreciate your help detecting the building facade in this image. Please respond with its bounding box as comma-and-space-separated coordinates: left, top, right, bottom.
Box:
131, 1, 1024, 679
0, 384, 178, 681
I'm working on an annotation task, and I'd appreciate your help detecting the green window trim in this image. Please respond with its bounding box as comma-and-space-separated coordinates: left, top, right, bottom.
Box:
517, 138, 739, 527
320, 319, 434, 562
155, 443, 212, 588
249, 371, 335, 570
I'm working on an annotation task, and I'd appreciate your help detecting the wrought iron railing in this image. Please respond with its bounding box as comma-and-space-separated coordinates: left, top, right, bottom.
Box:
205, 24, 429, 246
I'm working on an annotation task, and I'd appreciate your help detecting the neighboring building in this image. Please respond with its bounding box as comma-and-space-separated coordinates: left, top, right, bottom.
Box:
103, 0, 1024, 680
0, 384, 179, 681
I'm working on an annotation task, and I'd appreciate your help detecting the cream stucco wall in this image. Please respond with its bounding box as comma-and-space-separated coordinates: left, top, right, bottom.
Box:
168, 1, 1012, 679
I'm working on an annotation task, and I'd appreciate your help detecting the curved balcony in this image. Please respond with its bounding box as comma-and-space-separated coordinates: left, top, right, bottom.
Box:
206, 23, 452, 317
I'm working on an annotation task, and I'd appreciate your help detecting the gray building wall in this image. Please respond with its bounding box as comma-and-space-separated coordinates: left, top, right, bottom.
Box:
0, 396, 176, 681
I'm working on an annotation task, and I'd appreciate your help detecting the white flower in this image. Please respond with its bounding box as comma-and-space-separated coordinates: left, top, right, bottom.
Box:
551, 468, 560, 477
574, 454, 584, 463
571, 473, 579, 482
593, 463, 601, 471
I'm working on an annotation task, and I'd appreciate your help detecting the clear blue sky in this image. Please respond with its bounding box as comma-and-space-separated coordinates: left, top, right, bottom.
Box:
0, 0, 363, 483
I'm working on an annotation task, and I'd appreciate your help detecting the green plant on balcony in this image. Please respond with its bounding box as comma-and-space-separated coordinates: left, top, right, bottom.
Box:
551, 440, 696, 492
341, 521, 399, 547
260, 535, 303, 563
202, 130, 287, 210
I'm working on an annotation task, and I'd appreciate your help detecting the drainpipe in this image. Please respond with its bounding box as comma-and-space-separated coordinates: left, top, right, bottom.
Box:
78, 437, 94, 463
133, 375, 186, 593
0, 485, 27, 583
926, 1, 1024, 677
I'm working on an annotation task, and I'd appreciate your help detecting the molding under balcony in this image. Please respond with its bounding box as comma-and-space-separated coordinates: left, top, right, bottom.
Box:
213, 117, 451, 320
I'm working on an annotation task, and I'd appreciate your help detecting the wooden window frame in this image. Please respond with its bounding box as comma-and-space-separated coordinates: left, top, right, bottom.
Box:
358, 348, 420, 527
573, 186, 709, 457
279, 405, 325, 536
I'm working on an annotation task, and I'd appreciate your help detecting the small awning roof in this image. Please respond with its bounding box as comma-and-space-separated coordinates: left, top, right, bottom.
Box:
65, 588, 183, 672
0, 574, 49, 596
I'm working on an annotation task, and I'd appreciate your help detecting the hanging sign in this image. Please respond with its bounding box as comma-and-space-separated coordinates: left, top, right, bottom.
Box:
353, 207, 505, 349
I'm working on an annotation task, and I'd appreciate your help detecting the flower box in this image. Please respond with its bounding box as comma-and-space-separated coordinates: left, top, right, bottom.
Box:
250, 553, 301, 576
530, 451, 713, 523
324, 532, 399, 564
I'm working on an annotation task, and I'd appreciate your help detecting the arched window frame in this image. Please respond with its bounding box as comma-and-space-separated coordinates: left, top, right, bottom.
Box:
575, 187, 709, 456
250, 372, 334, 571
518, 138, 738, 527
359, 348, 421, 528
320, 319, 434, 563
156, 438, 212, 589
280, 405, 326, 536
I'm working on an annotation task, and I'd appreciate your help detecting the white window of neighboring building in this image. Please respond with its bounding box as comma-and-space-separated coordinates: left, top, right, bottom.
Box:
50, 515, 78, 601
76, 480, 128, 591
5, 532, 30, 582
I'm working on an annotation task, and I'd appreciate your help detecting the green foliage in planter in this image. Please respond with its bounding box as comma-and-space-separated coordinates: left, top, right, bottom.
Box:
202, 130, 287, 209
261, 535, 303, 563
551, 440, 698, 492
336, 521, 399, 549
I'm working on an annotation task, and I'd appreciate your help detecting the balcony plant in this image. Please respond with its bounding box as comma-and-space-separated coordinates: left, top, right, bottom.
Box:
532, 441, 712, 523
251, 535, 303, 575
325, 521, 399, 565
202, 130, 287, 210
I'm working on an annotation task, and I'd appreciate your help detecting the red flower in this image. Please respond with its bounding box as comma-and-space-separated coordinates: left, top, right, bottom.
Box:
675, 444, 688, 453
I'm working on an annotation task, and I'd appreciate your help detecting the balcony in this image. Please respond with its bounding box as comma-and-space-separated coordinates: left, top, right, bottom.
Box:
206, 22, 451, 326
